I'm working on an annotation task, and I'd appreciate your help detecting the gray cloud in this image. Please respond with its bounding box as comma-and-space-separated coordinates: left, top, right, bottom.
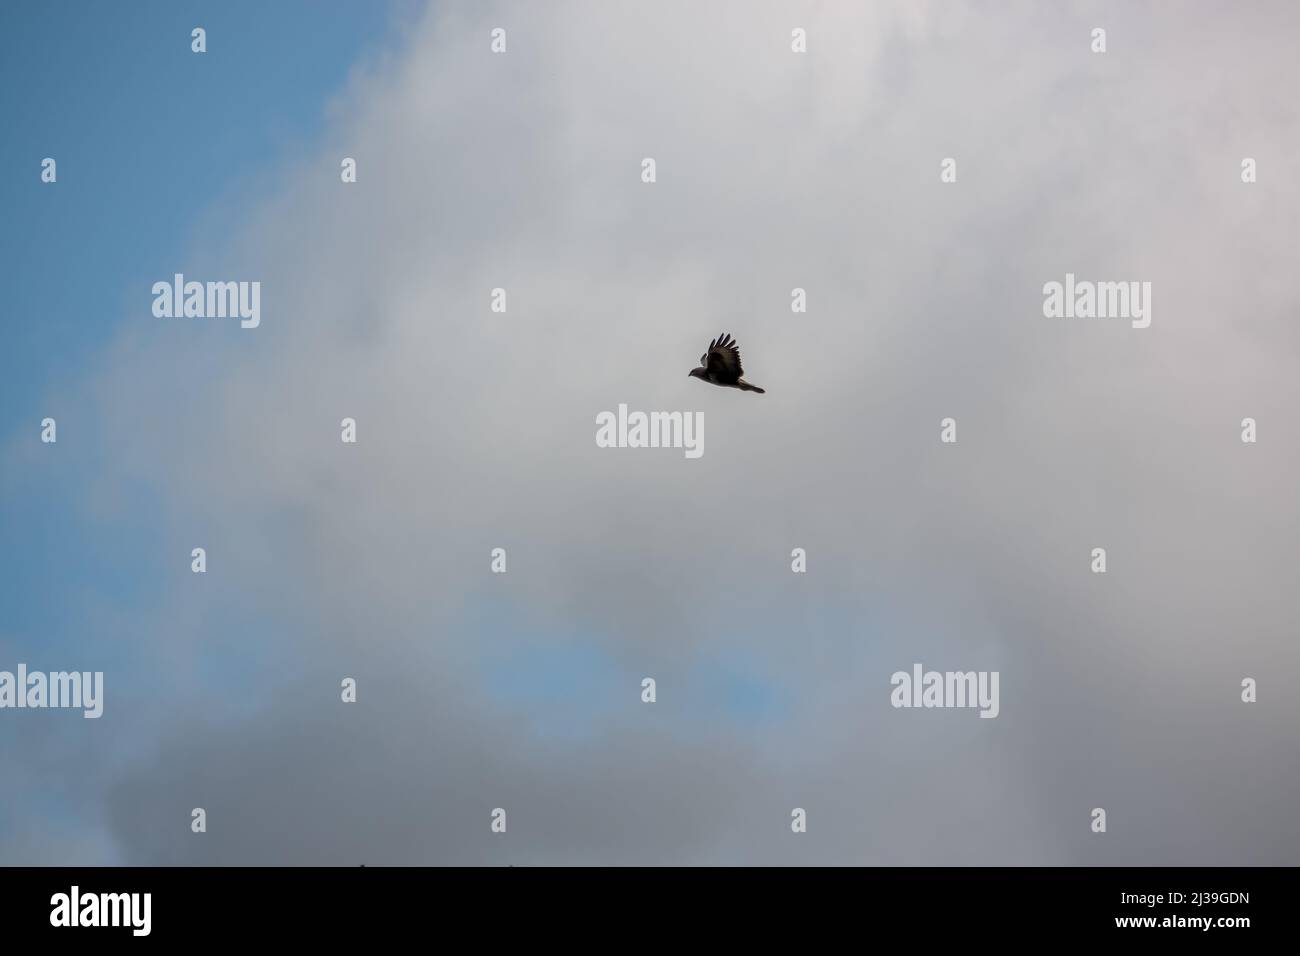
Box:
7, 0, 1300, 865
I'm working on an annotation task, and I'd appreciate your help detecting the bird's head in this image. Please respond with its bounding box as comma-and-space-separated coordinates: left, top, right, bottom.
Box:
688, 367, 705, 380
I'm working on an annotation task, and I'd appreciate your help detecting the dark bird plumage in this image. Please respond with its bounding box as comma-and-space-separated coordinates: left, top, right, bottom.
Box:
687, 333, 765, 393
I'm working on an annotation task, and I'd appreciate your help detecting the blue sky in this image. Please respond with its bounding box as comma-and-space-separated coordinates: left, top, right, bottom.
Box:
1, 0, 406, 663
1, 1, 407, 414
0, 2, 412, 857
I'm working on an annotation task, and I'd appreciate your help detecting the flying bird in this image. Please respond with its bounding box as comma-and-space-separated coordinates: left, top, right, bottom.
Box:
688, 333, 766, 394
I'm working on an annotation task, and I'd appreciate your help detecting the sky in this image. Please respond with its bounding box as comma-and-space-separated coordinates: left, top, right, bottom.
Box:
1, 0, 1298, 865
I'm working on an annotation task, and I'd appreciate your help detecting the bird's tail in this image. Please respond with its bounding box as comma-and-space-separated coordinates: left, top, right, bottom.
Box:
738, 381, 766, 394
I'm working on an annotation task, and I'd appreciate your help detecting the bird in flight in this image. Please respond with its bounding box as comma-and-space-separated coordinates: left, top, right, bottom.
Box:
688, 333, 766, 394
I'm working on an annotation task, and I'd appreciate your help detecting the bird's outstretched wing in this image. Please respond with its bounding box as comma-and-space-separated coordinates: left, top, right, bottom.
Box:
703, 333, 743, 381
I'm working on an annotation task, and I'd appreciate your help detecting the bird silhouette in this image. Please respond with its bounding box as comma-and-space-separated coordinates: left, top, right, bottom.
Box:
687, 333, 765, 393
